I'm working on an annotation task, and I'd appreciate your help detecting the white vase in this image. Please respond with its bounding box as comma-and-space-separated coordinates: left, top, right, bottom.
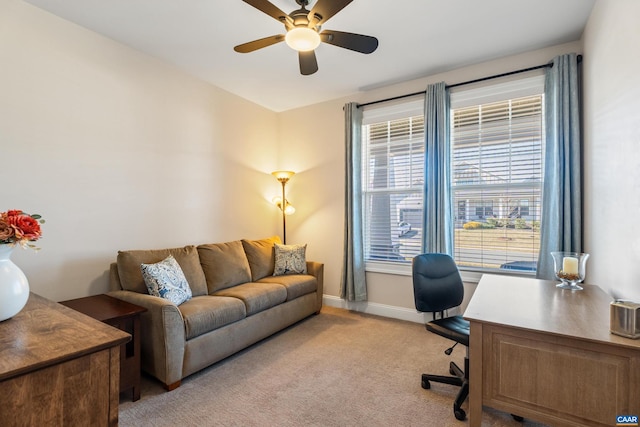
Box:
0, 244, 30, 321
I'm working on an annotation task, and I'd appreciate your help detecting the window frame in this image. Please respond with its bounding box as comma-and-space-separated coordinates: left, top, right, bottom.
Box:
361, 99, 425, 268
450, 74, 545, 274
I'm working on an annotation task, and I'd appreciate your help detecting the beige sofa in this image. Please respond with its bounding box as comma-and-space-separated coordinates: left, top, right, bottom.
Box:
108, 236, 323, 390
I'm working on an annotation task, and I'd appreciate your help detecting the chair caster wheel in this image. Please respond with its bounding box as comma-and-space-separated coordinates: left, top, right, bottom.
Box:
512, 414, 524, 422
421, 379, 430, 389
454, 406, 466, 421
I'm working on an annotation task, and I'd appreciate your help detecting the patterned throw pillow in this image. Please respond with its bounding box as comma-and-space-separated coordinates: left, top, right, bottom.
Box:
273, 243, 307, 276
141, 255, 192, 305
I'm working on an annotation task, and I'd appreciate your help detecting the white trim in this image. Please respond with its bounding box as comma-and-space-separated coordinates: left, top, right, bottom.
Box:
365, 260, 412, 276
459, 270, 482, 283
365, 261, 495, 283
322, 295, 428, 324
362, 265, 532, 284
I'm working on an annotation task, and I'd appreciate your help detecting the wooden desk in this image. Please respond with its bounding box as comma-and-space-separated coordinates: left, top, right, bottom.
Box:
0, 293, 130, 426
464, 274, 640, 427
60, 294, 147, 401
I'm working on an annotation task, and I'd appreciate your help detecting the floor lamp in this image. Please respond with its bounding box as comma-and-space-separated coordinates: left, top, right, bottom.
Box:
271, 170, 295, 244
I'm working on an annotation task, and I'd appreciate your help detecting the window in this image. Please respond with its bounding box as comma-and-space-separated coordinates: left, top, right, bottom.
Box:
451, 75, 544, 271
362, 98, 424, 263
473, 200, 494, 218
360, 75, 545, 273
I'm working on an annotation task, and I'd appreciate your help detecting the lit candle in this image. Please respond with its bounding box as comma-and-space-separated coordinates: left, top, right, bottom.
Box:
562, 257, 579, 275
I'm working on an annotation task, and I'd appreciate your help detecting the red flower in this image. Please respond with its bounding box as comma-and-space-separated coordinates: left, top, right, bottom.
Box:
0, 210, 45, 249
0, 220, 14, 241
7, 214, 42, 241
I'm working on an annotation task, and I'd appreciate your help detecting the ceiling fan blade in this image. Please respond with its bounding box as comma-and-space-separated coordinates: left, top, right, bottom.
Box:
308, 0, 353, 26
241, 0, 291, 24
320, 30, 378, 54
234, 35, 285, 53
299, 50, 318, 76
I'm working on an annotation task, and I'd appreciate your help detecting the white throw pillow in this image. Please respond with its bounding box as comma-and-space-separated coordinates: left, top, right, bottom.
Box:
273, 243, 307, 276
141, 254, 192, 305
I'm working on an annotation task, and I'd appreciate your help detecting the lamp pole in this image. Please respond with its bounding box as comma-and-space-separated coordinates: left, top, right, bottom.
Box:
272, 171, 295, 244
280, 179, 288, 244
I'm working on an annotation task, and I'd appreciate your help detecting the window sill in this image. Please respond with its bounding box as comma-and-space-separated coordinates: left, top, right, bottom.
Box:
365, 261, 412, 276
365, 261, 536, 284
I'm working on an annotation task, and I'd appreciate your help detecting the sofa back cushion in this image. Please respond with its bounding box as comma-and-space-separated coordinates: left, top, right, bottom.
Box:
241, 236, 282, 281
117, 245, 208, 297
198, 240, 252, 293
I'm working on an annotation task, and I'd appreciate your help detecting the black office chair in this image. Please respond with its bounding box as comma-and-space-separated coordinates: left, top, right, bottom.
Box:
412, 253, 469, 421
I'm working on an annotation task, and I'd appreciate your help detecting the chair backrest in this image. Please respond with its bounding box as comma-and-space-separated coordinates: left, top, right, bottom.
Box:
412, 253, 464, 314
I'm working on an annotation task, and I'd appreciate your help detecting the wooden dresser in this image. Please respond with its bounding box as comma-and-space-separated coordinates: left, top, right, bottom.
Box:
0, 293, 130, 426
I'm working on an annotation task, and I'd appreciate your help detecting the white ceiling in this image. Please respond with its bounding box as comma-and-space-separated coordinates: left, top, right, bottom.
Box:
25, 0, 596, 112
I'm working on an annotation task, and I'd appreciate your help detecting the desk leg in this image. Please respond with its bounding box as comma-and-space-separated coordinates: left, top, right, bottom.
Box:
469, 322, 483, 427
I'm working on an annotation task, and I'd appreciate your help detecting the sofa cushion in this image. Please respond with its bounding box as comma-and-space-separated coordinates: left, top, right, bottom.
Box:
213, 282, 287, 316
141, 255, 192, 305
241, 236, 282, 281
198, 241, 252, 293
258, 275, 317, 301
117, 245, 208, 296
178, 296, 247, 340
274, 243, 308, 275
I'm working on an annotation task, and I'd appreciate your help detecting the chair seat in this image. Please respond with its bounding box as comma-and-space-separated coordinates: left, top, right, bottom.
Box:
426, 315, 469, 347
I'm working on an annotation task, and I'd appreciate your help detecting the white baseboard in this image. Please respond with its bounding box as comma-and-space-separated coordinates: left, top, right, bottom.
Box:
322, 295, 428, 324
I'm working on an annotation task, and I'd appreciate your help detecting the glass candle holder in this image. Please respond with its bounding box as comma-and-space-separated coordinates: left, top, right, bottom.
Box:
551, 251, 590, 290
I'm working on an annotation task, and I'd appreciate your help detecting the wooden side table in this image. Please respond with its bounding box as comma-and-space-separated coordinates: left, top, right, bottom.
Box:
60, 294, 147, 401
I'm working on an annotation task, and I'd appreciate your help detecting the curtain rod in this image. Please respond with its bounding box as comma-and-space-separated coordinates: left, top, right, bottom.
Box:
357, 54, 582, 108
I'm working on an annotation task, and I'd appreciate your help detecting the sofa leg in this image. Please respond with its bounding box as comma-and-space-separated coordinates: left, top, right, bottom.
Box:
165, 380, 181, 391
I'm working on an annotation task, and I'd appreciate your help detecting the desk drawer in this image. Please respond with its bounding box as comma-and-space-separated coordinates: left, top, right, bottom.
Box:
482, 325, 640, 427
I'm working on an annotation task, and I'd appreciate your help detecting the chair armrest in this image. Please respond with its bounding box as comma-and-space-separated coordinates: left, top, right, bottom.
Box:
107, 290, 185, 387
306, 261, 324, 313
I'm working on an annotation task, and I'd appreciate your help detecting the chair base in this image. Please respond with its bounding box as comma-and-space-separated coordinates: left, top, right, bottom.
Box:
421, 359, 469, 421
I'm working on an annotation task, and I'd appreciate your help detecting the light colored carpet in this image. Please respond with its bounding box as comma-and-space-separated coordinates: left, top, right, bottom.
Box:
119, 306, 548, 427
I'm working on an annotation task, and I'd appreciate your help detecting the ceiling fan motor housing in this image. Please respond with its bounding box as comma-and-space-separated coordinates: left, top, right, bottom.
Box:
289, 4, 320, 30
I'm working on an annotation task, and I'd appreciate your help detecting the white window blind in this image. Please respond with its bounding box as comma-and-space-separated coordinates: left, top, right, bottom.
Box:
362, 98, 424, 263
450, 75, 545, 271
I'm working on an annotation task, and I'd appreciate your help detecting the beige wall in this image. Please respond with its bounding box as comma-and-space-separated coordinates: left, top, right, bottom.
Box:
0, 0, 279, 301
583, 0, 640, 301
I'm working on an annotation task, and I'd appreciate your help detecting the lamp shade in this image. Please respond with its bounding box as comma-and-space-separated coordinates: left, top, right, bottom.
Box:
272, 170, 295, 182
285, 28, 321, 52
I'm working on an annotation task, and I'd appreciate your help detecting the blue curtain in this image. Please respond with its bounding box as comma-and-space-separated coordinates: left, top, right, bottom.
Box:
340, 102, 367, 301
537, 53, 582, 279
421, 82, 453, 255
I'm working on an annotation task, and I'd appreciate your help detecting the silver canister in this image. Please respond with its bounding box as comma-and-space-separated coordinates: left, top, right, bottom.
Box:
610, 300, 640, 339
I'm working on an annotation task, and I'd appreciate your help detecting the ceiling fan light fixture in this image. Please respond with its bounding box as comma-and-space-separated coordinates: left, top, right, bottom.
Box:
285, 27, 321, 52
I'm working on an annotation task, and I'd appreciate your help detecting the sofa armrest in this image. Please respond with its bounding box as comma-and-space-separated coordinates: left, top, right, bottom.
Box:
306, 261, 324, 313
107, 289, 185, 388
109, 262, 123, 291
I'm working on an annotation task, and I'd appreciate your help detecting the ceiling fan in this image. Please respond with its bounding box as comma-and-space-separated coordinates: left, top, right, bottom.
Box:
234, 0, 379, 75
